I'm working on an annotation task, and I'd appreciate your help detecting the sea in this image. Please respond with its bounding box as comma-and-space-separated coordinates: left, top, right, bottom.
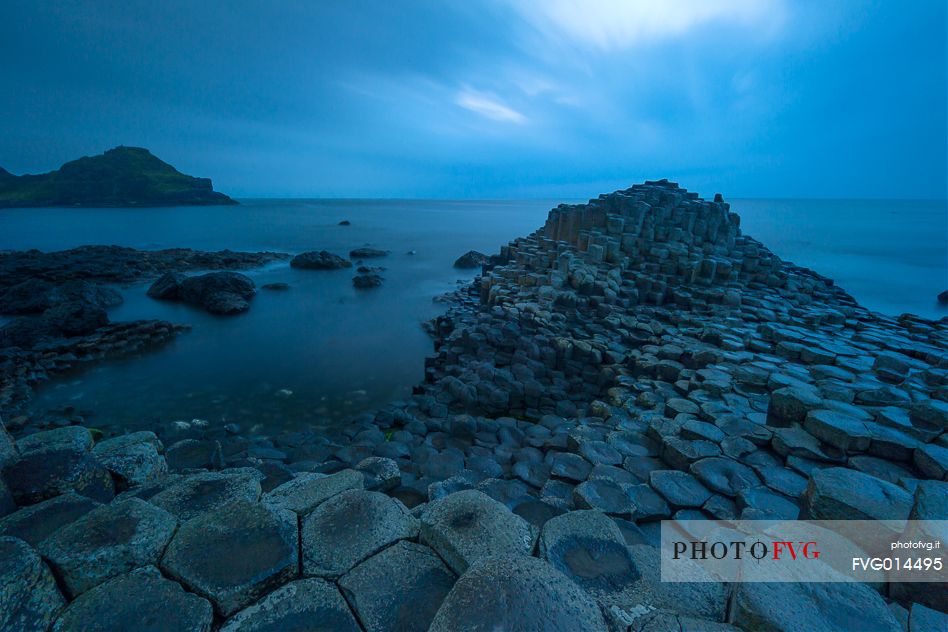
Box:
0, 197, 945, 435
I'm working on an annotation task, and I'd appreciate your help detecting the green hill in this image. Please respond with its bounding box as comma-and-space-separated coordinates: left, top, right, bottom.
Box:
0, 146, 238, 208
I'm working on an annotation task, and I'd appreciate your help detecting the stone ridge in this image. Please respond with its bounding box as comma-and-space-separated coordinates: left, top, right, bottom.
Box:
0, 180, 946, 631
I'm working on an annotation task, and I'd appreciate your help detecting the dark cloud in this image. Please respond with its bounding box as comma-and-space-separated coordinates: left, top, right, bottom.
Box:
1, 0, 944, 198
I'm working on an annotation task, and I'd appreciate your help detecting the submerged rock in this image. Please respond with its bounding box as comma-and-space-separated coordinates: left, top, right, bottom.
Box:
353, 273, 383, 289
349, 247, 388, 259
290, 250, 352, 270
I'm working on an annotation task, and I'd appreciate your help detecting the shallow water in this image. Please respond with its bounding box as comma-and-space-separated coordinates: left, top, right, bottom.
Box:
0, 197, 944, 434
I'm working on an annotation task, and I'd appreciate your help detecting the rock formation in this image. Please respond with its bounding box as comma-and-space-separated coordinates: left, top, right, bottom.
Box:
0, 181, 945, 630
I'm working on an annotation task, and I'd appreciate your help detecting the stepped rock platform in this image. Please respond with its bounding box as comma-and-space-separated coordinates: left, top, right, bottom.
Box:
1, 181, 946, 631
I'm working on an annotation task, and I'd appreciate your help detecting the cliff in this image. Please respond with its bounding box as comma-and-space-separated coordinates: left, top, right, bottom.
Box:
0, 146, 237, 208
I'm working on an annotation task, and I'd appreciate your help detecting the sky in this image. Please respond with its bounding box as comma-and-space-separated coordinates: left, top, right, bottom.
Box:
1, 0, 945, 199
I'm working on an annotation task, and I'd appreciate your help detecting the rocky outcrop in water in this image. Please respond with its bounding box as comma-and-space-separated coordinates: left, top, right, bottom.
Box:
0, 181, 945, 630
0, 246, 288, 300
148, 271, 256, 315
290, 250, 352, 270
453, 250, 489, 269
0, 246, 288, 418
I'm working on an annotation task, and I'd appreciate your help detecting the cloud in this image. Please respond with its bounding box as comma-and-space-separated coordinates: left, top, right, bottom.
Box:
455, 88, 526, 123
506, 0, 786, 51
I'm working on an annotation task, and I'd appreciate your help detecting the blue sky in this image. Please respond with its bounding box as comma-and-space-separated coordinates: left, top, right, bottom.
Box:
1, 1, 945, 199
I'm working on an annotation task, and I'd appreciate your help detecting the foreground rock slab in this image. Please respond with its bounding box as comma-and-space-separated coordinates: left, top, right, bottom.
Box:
420, 489, 537, 575
429, 555, 608, 632
339, 540, 456, 632
0, 491, 99, 546
0, 536, 65, 632
148, 468, 262, 522
39, 498, 177, 598
302, 489, 417, 578
51, 567, 213, 632
219, 578, 361, 632
160, 500, 298, 617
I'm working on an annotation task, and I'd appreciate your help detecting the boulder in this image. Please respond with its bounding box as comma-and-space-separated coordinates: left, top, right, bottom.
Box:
91, 431, 167, 487
148, 469, 262, 522
219, 578, 361, 632
339, 540, 456, 632
419, 489, 536, 575
263, 469, 363, 515
453, 250, 489, 269
354, 457, 401, 492
802, 467, 913, 523
0, 492, 99, 546
146, 272, 185, 300
39, 498, 177, 597
165, 438, 223, 470
160, 500, 298, 617
302, 489, 417, 577
804, 410, 871, 453
290, 250, 352, 270
51, 567, 213, 632
178, 271, 255, 315
3, 427, 114, 505
428, 555, 608, 632
0, 536, 65, 631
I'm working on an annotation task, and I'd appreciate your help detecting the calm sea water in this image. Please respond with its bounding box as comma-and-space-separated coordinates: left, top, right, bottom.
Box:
0, 197, 944, 434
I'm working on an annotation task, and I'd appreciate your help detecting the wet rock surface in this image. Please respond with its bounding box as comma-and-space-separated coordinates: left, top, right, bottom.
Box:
0, 536, 66, 632
39, 498, 177, 597
160, 500, 298, 617
50, 567, 214, 632
0, 181, 946, 629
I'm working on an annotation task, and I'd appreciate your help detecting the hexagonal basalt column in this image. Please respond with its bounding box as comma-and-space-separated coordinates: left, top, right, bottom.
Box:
339, 540, 456, 632
39, 498, 177, 598
51, 567, 213, 632
160, 500, 298, 617
301, 489, 417, 578
419, 489, 536, 575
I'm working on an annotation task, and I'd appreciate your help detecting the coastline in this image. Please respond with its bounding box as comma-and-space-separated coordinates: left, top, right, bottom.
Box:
1, 180, 946, 629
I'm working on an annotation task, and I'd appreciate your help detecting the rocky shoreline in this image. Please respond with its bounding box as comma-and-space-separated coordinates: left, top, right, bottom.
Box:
1, 181, 946, 631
